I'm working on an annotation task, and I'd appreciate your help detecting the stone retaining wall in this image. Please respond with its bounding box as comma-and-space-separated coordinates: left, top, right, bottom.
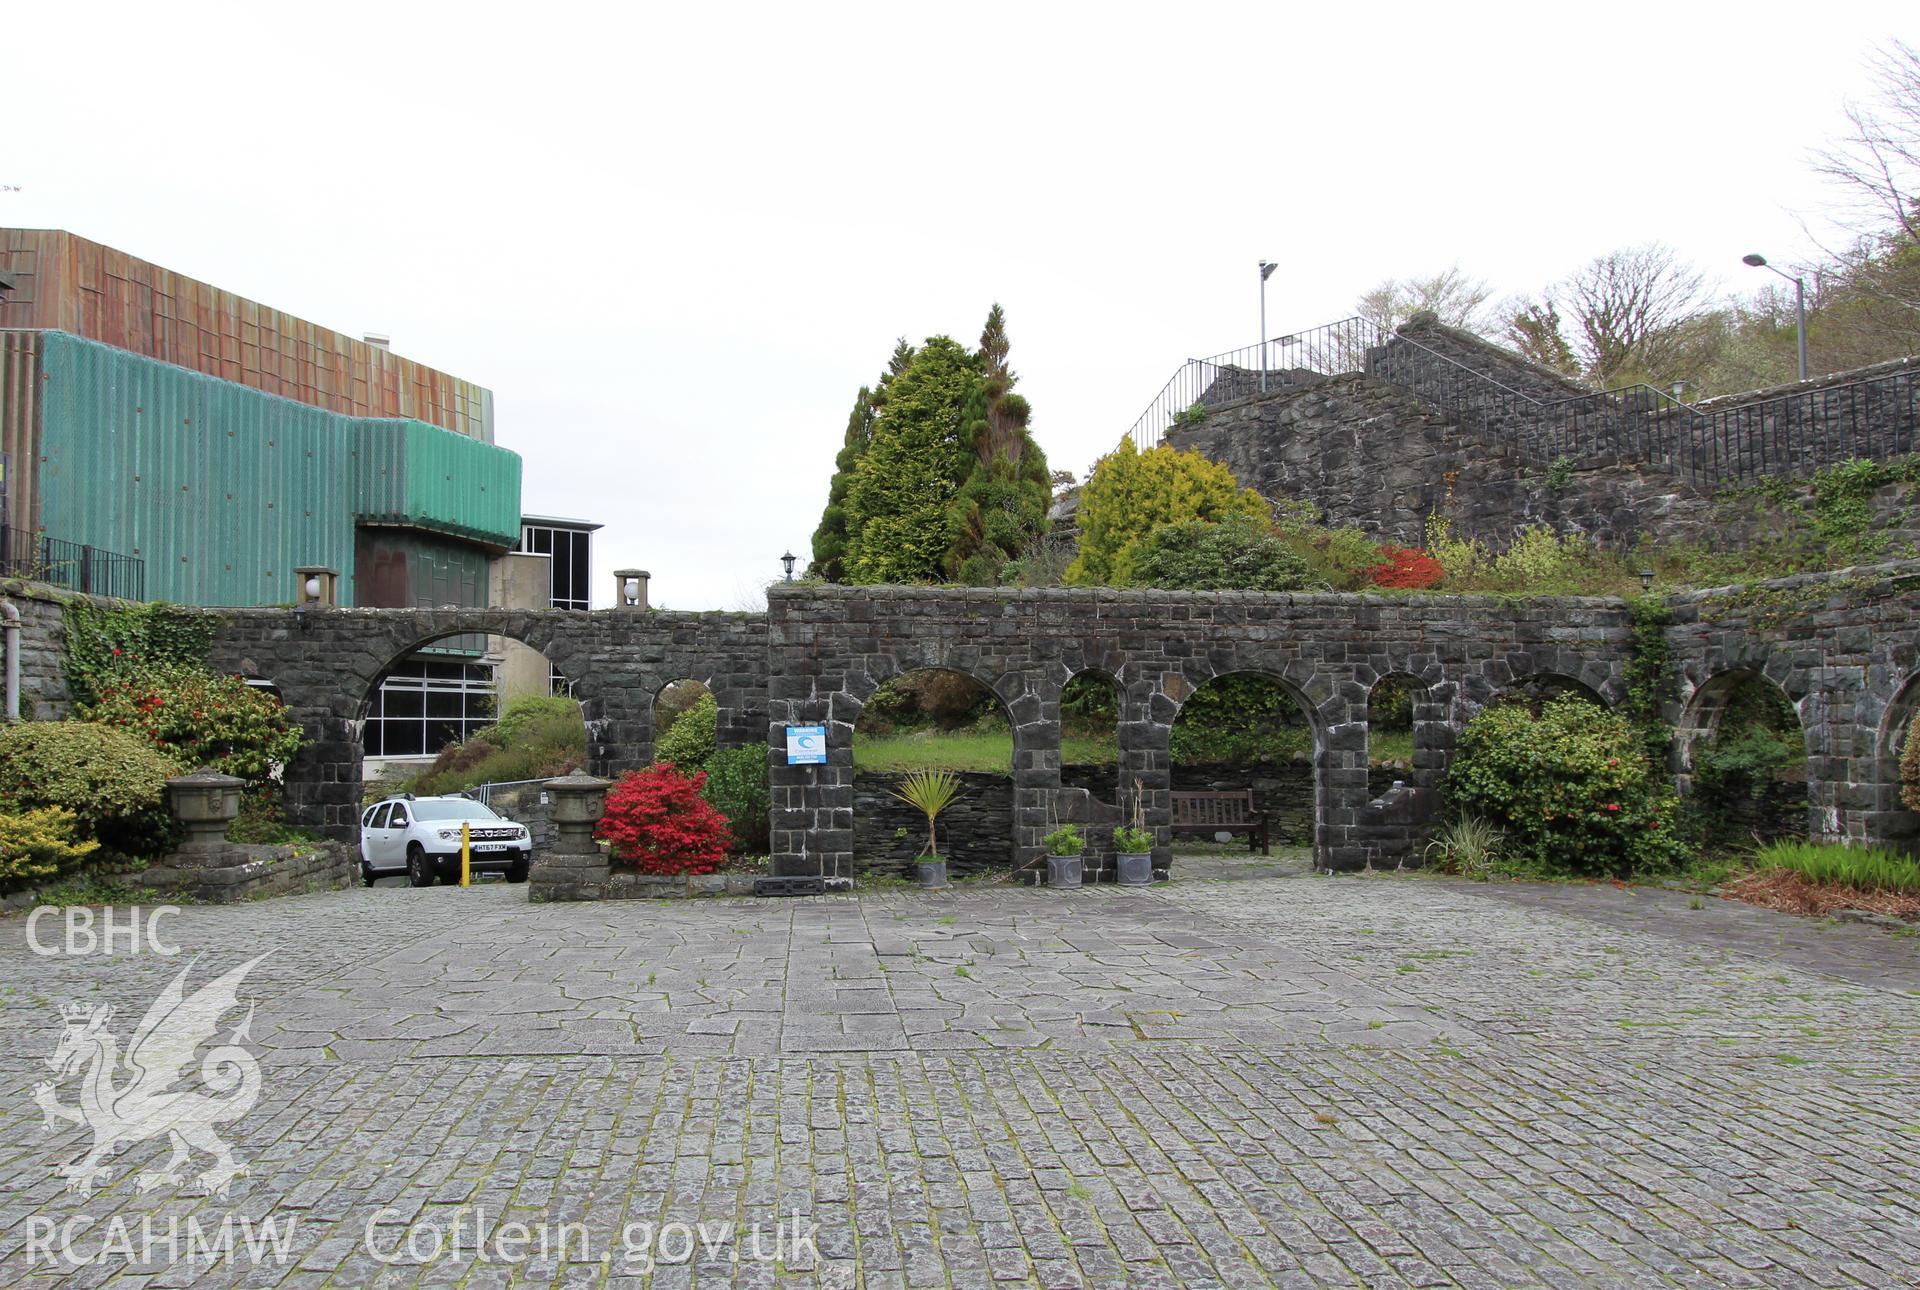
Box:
131, 842, 355, 904
18, 564, 1920, 878
0, 578, 109, 721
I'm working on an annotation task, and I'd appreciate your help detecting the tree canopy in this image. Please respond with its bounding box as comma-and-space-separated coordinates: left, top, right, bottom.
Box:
812, 307, 1051, 586
1064, 441, 1270, 586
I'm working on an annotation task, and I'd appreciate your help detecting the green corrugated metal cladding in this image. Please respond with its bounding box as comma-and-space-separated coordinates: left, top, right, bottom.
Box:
351, 419, 521, 548
31, 332, 521, 606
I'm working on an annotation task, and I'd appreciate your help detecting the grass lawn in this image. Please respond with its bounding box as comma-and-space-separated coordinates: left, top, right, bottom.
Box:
853, 728, 1418, 772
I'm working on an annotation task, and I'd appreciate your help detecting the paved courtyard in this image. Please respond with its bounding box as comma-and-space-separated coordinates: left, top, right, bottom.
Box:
0, 864, 1916, 1287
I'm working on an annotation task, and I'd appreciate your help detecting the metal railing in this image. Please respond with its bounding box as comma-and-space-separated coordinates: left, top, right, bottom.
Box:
466, 778, 550, 806
1126, 317, 1386, 450
0, 528, 146, 600
1124, 312, 1920, 485
1370, 332, 1920, 487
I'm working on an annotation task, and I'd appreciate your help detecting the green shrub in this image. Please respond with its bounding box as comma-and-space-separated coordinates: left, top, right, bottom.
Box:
1126, 516, 1314, 592
1692, 725, 1800, 803
1042, 823, 1085, 855
1422, 815, 1503, 880
1446, 696, 1689, 878
1757, 839, 1920, 894
655, 691, 717, 770
1170, 675, 1313, 765
82, 661, 304, 782
0, 721, 182, 857
62, 601, 215, 708
0, 806, 100, 892
702, 745, 769, 853
410, 695, 586, 795
1900, 710, 1920, 813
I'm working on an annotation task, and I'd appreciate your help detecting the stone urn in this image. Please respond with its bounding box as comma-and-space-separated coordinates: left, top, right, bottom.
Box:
1045, 853, 1082, 888
165, 768, 246, 854
530, 772, 613, 902
1115, 851, 1153, 885
917, 856, 948, 889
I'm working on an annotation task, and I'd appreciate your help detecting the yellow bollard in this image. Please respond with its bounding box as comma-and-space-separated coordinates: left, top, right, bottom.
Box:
460, 823, 471, 887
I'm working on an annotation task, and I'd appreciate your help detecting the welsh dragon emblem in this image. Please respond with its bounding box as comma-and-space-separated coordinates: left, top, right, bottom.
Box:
34, 954, 268, 1197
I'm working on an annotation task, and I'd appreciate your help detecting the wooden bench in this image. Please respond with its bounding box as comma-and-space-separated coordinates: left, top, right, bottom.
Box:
1171, 790, 1269, 854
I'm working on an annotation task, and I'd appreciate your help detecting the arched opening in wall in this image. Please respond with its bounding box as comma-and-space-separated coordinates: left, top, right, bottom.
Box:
653, 678, 716, 768
852, 668, 1013, 878
1366, 675, 1416, 786
1062, 671, 1120, 807
358, 632, 589, 830
648, 676, 769, 856
1677, 670, 1806, 846
1366, 673, 1447, 795
1170, 672, 1318, 855
1495, 673, 1608, 713
1875, 674, 1920, 853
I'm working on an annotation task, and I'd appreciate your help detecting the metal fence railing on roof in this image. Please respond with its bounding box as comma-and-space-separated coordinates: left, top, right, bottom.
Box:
0, 528, 146, 600
1124, 312, 1920, 487
1126, 317, 1386, 450
1371, 331, 1920, 488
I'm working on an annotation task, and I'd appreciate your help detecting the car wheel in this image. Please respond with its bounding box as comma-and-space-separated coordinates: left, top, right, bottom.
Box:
406, 845, 434, 889
360, 860, 378, 888
506, 853, 530, 884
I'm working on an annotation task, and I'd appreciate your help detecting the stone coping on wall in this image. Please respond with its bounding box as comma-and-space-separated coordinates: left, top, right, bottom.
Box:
767, 581, 1636, 611
129, 843, 355, 904
771, 557, 1920, 614
0, 843, 354, 910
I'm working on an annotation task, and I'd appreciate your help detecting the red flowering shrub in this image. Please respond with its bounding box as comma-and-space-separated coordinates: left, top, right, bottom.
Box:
82, 662, 303, 782
597, 762, 732, 875
1369, 544, 1445, 590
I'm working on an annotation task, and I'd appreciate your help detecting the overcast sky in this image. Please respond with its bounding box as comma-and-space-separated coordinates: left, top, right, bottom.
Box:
5, 2, 1911, 609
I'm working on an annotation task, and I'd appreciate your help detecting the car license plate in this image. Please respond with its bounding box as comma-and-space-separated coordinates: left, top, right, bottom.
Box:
473, 842, 511, 852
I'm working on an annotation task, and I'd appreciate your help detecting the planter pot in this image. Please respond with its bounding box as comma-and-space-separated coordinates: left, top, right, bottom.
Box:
917, 859, 948, 889
1045, 854, 1083, 888
1115, 852, 1153, 886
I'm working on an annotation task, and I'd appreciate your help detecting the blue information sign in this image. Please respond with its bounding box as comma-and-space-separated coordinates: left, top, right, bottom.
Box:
785, 724, 827, 765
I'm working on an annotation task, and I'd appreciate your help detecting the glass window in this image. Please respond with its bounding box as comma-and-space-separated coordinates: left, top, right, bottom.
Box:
364, 657, 498, 758
413, 800, 499, 821
367, 804, 390, 830
389, 806, 409, 827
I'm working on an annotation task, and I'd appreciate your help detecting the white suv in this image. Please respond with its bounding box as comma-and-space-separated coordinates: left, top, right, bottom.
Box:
359, 795, 533, 887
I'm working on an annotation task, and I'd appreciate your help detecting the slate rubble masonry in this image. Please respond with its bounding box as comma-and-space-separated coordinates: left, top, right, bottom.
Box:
0, 559, 1890, 876
1171, 315, 1920, 553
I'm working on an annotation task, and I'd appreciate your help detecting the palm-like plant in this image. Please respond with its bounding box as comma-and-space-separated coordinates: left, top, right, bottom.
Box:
889, 769, 966, 861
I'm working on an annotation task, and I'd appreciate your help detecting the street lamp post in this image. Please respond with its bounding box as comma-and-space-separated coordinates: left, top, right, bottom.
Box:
780, 550, 797, 582
1741, 253, 1807, 383
1258, 261, 1277, 394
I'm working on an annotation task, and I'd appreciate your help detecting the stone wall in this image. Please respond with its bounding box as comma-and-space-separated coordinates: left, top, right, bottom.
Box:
18, 566, 1920, 876
1170, 337, 1920, 555
1367, 315, 1919, 492
203, 605, 770, 838
1167, 369, 1733, 552
766, 583, 1633, 876
483, 782, 557, 853
852, 770, 1013, 878
132, 842, 355, 904
0, 579, 88, 720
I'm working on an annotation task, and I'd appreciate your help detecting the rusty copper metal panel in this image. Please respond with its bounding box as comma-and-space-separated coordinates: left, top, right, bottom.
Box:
0, 330, 44, 531
0, 230, 494, 443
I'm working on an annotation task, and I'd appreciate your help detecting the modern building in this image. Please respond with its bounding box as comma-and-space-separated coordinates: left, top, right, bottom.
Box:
0, 228, 595, 768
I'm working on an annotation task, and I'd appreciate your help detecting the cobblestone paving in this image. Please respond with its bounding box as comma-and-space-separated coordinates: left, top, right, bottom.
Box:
0, 868, 1915, 1287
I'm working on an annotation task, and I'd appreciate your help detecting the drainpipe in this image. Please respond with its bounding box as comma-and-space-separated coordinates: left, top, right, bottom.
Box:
1, 599, 19, 722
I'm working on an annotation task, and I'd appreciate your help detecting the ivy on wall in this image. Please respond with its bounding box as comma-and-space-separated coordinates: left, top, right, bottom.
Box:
1621, 595, 1677, 773
63, 602, 215, 708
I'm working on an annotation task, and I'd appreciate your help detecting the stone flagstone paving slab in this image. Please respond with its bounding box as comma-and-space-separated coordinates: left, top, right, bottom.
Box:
0, 870, 1913, 1285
